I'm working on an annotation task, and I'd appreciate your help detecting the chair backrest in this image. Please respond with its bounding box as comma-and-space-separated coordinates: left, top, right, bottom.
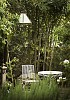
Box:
22, 65, 35, 79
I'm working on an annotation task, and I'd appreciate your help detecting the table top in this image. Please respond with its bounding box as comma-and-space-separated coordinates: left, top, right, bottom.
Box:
38, 71, 62, 76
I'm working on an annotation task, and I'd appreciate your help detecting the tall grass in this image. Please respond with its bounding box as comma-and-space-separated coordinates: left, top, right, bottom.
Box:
28, 78, 59, 100
0, 77, 59, 100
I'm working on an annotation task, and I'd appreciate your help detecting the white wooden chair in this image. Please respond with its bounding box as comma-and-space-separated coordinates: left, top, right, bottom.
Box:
22, 65, 39, 88
22, 65, 35, 80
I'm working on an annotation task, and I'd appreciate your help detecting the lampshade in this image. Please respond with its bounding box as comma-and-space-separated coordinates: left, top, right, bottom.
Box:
19, 13, 31, 24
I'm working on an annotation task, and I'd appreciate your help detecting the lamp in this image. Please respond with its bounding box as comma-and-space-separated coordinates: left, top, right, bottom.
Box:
19, 13, 31, 24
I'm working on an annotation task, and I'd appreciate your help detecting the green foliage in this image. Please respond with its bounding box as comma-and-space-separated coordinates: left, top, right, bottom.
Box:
0, 0, 19, 65
0, 78, 59, 100
6, 57, 19, 81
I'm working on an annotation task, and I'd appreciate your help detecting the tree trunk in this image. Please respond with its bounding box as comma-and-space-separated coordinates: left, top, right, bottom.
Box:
49, 33, 54, 71
43, 45, 46, 71
34, 48, 37, 73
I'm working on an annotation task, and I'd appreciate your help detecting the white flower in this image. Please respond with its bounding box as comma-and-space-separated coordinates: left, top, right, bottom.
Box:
59, 77, 62, 80
63, 77, 66, 80
63, 59, 69, 64
57, 79, 60, 83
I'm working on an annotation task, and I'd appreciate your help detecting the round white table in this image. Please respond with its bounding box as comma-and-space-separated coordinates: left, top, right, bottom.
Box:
38, 71, 62, 77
